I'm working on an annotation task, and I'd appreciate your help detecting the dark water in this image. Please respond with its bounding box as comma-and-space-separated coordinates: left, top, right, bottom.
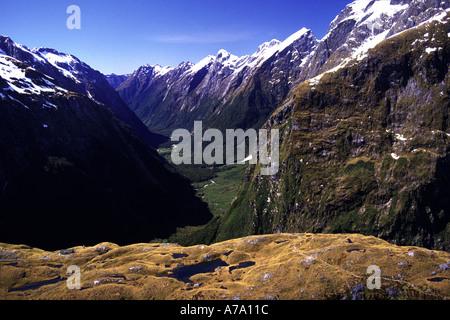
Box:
427, 277, 449, 282
228, 261, 256, 273
162, 260, 229, 283
6, 262, 18, 267
7, 276, 66, 292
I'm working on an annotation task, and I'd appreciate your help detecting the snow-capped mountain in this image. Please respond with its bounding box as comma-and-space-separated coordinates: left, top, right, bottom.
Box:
0, 36, 210, 249
0, 36, 166, 147
116, 0, 448, 136
300, 0, 450, 80
117, 27, 318, 134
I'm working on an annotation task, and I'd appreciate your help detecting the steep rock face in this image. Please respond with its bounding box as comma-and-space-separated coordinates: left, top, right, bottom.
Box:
215, 12, 450, 251
0, 37, 211, 250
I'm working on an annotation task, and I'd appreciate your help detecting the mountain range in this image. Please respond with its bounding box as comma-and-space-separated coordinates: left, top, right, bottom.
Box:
115, 28, 318, 135
111, 0, 449, 137
105, 0, 449, 250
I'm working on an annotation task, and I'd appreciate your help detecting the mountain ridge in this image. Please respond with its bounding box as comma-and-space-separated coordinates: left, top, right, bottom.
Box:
0, 36, 210, 250
115, 27, 318, 135
0, 36, 168, 148
115, 0, 449, 138
106, 0, 450, 251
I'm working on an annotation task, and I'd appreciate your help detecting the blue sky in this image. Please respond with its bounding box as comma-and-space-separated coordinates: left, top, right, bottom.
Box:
0, 0, 352, 75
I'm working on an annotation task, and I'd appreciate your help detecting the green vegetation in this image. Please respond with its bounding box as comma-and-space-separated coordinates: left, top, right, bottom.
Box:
192, 164, 249, 216
44, 157, 74, 174
158, 148, 248, 217
157, 148, 249, 245
213, 17, 450, 251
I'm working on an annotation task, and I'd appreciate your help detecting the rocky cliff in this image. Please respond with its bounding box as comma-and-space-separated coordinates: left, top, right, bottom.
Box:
215, 10, 450, 251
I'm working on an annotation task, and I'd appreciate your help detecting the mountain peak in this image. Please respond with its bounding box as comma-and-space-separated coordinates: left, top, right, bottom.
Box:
254, 39, 282, 56
0, 35, 45, 65
215, 49, 241, 69
190, 55, 215, 73
327, 0, 409, 37
153, 64, 174, 77
243, 28, 315, 71
137, 62, 189, 76
305, 0, 447, 82
215, 49, 236, 62
136, 64, 159, 76
0, 35, 13, 45
279, 27, 313, 50
216, 49, 230, 57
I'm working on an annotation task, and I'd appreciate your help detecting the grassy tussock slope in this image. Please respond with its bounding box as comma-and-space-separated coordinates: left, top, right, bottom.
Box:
1, 233, 449, 300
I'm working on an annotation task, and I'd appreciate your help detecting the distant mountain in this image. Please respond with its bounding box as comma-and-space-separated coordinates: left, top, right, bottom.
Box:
117, 28, 318, 135
116, 0, 449, 138
105, 73, 131, 90
214, 7, 450, 250
0, 36, 210, 250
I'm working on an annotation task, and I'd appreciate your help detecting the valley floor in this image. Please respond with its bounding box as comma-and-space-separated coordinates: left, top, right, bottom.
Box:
1, 233, 449, 300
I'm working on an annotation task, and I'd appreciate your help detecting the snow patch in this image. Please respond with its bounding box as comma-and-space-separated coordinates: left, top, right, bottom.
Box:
42, 101, 58, 109
425, 47, 438, 54
306, 62, 348, 87
352, 29, 390, 61
7, 95, 29, 109
190, 55, 215, 74
391, 153, 400, 160
153, 65, 174, 77
395, 133, 407, 142
0, 56, 56, 95
36, 49, 82, 83
416, 8, 450, 29
233, 28, 311, 73
329, 0, 409, 36
278, 28, 310, 53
